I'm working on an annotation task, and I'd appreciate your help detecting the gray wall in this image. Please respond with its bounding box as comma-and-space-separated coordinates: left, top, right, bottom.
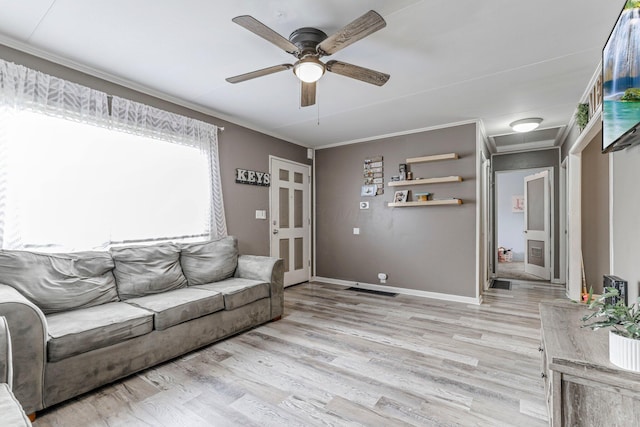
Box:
612, 143, 640, 303
492, 149, 561, 279
315, 123, 478, 298
0, 44, 311, 256
581, 130, 610, 293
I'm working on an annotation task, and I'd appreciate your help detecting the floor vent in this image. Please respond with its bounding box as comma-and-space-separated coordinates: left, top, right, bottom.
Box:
346, 287, 398, 297
491, 279, 511, 290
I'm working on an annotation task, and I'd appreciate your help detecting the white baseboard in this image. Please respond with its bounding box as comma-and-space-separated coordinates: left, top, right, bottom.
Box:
312, 276, 482, 305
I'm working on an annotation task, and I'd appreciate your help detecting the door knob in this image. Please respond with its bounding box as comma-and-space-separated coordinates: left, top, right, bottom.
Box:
273, 229, 279, 235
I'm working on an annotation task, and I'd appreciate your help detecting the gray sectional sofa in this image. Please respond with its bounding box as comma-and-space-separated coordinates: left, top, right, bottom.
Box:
0, 236, 284, 416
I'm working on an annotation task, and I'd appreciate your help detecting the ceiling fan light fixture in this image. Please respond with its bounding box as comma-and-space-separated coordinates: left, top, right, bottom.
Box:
510, 117, 543, 133
293, 58, 325, 83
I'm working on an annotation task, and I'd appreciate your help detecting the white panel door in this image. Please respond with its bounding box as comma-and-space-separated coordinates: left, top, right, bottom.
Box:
524, 170, 551, 280
270, 157, 310, 287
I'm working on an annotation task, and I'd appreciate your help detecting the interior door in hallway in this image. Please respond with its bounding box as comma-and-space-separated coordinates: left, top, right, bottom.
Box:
270, 157, 310, 287
524, 170, 551, 280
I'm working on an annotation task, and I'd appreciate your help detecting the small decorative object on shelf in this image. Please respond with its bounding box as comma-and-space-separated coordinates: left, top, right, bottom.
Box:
393, 190, 409, 203
399, 163, 407, 181
414, 192, 430, 201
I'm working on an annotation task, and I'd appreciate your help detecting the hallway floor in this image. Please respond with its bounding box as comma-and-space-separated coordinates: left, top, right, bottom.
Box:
496, 261, 547, 282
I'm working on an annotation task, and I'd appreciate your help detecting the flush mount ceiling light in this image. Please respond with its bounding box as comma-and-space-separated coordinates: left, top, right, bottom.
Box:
510, 118, 543, 133
293, 57, 325, 83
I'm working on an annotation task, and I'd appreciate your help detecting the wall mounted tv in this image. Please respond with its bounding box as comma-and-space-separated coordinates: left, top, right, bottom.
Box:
602, 1, 640, 153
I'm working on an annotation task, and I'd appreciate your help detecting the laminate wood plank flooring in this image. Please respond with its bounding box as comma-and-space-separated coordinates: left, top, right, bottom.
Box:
34, 280, 566, 427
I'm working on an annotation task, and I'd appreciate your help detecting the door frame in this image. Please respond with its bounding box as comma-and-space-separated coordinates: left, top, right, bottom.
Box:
268, 155, 312, 286
493, 166, 554, 281
560, 157, 568, 286
482, 151, 492, 290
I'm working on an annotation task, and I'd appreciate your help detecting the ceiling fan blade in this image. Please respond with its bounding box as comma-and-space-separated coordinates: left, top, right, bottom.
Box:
226, 64, 292, 84
326, 60, 390, 86
301, 81, 316, 107
232, 15, 299, 55
317, 10, 386, 56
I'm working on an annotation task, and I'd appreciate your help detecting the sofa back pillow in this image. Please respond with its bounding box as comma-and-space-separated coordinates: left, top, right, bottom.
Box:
179, 236, 238, 286
0, 249, 119, 314
111, 243, 187, 299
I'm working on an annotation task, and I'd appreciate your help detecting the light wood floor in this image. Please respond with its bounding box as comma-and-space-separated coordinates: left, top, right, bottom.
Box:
34, 281, 567, 427
496, 262, 547, 282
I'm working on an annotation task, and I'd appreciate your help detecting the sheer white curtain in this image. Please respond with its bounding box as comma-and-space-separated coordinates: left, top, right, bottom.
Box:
110, 96, 227, 240
0, 59, 110, 249
0, 59, 226, 251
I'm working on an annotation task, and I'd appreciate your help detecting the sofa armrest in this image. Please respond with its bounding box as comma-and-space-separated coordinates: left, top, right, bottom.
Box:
0, 316, 12, 386
235, 255, 284, 319
0, 285, 47, 414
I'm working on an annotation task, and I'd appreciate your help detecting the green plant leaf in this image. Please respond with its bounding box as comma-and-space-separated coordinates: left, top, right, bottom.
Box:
581, 288, 640, 339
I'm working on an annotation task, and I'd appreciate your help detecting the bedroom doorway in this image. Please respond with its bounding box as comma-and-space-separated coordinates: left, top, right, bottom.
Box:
495, 167, 553, 282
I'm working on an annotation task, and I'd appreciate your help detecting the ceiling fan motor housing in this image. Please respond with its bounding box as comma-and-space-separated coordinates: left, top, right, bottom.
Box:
289, 27, 328, 57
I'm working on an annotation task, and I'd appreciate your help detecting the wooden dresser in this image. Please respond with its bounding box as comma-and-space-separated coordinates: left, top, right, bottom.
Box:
539, 300, 640, 426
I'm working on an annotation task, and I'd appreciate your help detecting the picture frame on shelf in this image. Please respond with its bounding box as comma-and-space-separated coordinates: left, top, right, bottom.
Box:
393, 190, 409, 203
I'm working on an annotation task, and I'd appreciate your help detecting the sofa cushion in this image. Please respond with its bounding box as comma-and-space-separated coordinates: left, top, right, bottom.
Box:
0, 249, 119, 314
110, 243, 187, 300
179, 236, 238, 286
0, 384, 32, 426
193, 278, 269, 310
46, 302, 153, 362
125, 288, 224, 330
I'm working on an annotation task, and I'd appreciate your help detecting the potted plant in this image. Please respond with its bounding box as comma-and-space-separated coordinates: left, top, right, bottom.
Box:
583, 287, 640, 372
576, 103, 589, 132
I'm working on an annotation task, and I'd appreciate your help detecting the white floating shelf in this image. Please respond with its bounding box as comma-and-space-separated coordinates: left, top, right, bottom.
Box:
388, 199, 463, 207
388, 176, 462, 187
406, 153, 458, 164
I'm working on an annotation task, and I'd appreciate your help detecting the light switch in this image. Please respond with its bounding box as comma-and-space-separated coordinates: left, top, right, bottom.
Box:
353, 227, 360, 235
255, 210, 267, 219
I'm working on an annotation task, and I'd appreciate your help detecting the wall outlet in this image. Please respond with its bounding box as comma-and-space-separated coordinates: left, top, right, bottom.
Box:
353, 227, 360, 235
359, 201, 369, 209
378, 272, 388, 284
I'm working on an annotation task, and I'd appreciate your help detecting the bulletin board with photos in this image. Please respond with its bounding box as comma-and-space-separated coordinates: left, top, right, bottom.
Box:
362, 156, 384, 196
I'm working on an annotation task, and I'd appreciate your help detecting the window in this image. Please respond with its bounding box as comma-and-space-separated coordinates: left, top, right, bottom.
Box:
3, 111, 212, 251
0, 59, 226, 252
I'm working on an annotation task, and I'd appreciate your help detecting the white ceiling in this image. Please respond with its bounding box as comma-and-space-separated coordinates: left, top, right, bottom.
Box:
0, 0, 625, 148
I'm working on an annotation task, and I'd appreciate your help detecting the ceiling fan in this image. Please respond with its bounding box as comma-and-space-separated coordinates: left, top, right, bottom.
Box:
226, 10, 390, 107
